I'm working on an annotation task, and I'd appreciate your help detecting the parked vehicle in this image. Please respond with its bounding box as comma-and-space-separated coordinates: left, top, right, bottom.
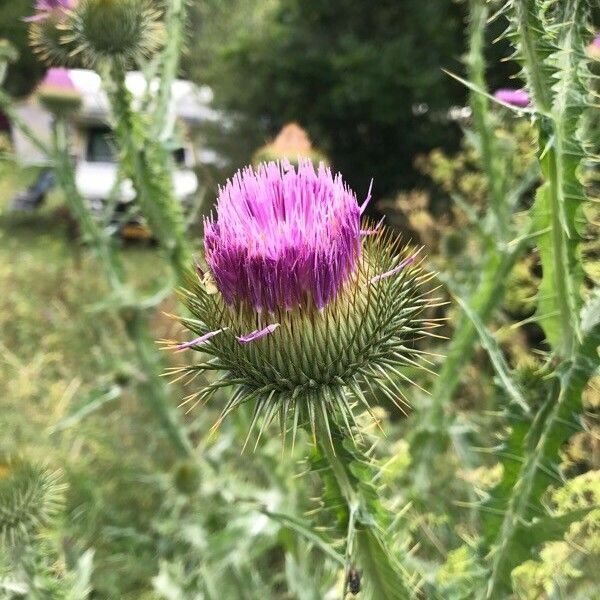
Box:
10, 69, 220, 232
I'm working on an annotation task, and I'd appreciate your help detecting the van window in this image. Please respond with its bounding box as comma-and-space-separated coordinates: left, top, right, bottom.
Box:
173, 147, 186, 166
86, 127, 115, 162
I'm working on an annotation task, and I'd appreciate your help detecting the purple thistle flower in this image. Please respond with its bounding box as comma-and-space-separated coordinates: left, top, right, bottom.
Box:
493, 88, 530, 108
25, 0, 74, 22
588, 34, 600, 59
39, 67, 75, 91
204, 160, 363, 313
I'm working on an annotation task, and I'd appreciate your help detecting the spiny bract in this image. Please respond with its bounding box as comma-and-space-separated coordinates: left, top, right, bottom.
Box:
0, 458, 65, 548
28, 0, 79, 66
65, 0, 164, 66
171, 160, 436, 444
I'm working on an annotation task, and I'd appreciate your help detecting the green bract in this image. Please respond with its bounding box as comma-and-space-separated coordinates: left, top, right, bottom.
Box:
29, 12, 79, 67
67, 0, 164, 66
173, 231, 434, 445
0, 458, 65, 549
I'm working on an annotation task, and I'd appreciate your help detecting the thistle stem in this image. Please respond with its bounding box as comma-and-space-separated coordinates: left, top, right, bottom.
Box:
153, 0, 186, 140
314, 413, 412, 599
106, 59, 192, 281
49, 114, 193, 459
467, 0, 508, 240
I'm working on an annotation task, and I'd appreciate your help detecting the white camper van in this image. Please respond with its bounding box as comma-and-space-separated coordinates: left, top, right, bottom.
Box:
10, 69, 219, 228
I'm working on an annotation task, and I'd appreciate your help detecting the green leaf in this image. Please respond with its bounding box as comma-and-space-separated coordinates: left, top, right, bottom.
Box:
455, 295, 528, 411
482, 325, 600, 598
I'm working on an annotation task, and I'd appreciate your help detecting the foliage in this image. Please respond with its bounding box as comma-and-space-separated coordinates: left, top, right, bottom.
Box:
0, 0, 598, 598
198, 0, 469, 197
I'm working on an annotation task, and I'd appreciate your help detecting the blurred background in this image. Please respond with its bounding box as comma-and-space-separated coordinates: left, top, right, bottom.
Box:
0, 0, 599, 598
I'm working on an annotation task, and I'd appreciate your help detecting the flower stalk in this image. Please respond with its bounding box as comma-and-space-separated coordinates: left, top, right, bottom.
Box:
0, 85, 193, 459
105, 58, 192, 281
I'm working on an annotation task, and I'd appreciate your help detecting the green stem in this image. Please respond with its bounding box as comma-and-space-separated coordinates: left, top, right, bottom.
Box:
124, 309, 194, 458
50, 115, 193, 459
153, 0, 186, 140
107, 60, 191, 281
52, 117, 124, 292
483, 332, 598, 598
429, 238, 527, 427
515, 0, 581, 358
315, 414, 412, 599
467, 0, 508, 239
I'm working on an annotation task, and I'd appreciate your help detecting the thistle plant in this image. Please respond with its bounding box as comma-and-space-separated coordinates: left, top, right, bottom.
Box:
172, 159, 434, 597
0, 458, 65, 550
37, 67, 82, 115
28, 0, 78, 66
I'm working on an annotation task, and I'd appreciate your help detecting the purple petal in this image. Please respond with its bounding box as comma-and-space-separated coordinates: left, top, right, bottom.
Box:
359, 179, 374, 214
361, 215, 385, 236
236, 324, 280, 344
493, 88, 530, 108
177, 328, 226, 350
204, 160, 362, 313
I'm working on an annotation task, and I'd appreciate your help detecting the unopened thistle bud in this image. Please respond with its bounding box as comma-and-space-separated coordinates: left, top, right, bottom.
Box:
28, 0, 78, 66
172, 160, 434, 444
172, 461, 201, 496
0, 457, 65, 549
37, 67, 82, 115
67, 0, 164, 66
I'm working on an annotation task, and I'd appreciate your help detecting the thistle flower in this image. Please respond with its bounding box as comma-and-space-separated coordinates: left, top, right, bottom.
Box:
172, 160, 435, 444
493, 88, 531, 108
66, 0, 164, 66
24, 0, 75, 23
587, 34, 600, 60
37, 67, 82, 114
28, 0, 79, 66
0, 457, 65, 548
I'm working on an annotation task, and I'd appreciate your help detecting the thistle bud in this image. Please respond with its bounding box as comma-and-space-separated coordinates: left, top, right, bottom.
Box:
28, 0, 79, 66
172, 461, 201, 496
37, 67, 82, 115
0, 457, 65, 548
67, 0, 163, 66
172, 160, 434, 443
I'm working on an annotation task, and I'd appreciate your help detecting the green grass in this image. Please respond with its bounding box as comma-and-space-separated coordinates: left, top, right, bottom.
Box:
0, 160, 183, 597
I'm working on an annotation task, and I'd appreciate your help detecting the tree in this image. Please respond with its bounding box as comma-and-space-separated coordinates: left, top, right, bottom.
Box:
199, 0, 468, 197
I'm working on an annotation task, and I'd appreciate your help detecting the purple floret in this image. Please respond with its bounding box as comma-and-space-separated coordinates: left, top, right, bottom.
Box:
493, 88, 530, 108
25, 0, 74, 22
204, 160, 363, 313
39, 67, 76, 90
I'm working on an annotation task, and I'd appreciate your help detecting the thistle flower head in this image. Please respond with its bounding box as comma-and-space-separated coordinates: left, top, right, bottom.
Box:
37, 67, 82, 114
205, 161, 361, 312
173, 160, 435, 445
493, 88, 531, 108
25, 0, 75, 23
67, 0, 164, 66
0, 457, 65, 549
28, 0, 78, 65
